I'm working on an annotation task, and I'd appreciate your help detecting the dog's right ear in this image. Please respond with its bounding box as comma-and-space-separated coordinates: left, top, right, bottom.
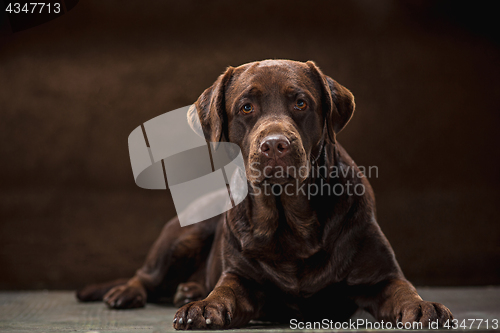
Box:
188, 67, 234, 143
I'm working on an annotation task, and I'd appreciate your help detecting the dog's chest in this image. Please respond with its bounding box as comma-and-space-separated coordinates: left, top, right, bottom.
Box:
256, 248, 332, 296
237, 198, 335, 295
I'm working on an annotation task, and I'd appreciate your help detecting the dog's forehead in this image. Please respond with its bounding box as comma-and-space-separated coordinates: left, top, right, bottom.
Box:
231, 60, 317, 95
238, 60, 307, 80
251, 59, 303, 69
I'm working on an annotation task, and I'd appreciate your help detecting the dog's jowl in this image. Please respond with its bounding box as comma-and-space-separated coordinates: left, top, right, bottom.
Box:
77, 60, 453, 330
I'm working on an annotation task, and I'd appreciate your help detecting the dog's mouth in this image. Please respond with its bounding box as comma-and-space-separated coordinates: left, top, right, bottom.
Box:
262, 159, 298, 184
246, 153, 310, 186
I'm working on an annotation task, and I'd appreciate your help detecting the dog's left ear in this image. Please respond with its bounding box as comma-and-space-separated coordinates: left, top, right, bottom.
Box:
306, 61, 355, 144
189, 66, 234, 143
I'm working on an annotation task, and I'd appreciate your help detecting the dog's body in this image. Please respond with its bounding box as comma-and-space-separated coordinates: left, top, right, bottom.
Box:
77, 60, 453, 329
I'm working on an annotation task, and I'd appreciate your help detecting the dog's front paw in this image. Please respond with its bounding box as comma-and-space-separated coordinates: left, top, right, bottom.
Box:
103, 284, 146, 309
398, 300, 453, 327
173, 299, 233, 330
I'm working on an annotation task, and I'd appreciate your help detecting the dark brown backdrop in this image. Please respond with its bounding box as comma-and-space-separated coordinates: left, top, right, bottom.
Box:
0, 0, 499, 290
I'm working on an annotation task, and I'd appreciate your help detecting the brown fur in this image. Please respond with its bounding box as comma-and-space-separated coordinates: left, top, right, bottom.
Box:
77, 60, 453, 329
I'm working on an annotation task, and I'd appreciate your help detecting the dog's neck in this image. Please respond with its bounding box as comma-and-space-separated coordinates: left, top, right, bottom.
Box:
248, 181, 318, 239
238, 181, 320, 259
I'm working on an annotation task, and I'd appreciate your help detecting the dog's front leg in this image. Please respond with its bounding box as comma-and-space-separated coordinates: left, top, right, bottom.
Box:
173, 272, 259, 330
358, 278, 453, 328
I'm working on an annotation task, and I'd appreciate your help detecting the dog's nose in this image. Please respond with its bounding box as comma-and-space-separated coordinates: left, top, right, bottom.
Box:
260, 135, 290, 159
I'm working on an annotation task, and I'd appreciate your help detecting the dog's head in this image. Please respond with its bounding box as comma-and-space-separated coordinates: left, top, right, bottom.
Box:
189, 60, 355, 186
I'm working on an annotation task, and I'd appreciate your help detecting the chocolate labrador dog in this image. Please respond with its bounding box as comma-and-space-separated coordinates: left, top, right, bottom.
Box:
77, 60, 453, 329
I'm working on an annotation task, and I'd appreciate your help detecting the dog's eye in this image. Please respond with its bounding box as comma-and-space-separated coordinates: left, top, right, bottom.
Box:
295, 100, 307, 110
241, 103, 254, 114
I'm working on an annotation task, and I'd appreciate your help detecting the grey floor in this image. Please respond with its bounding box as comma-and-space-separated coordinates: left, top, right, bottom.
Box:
0, 287, 499, 332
